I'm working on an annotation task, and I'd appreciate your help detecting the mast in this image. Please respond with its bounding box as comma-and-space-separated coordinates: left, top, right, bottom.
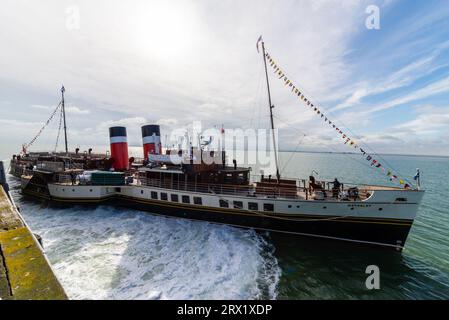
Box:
260, 40, 280, 182
61, 85, 68, 154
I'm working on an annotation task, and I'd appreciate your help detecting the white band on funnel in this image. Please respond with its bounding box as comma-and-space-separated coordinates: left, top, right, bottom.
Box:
110, 136, 127, 144
143, 136, 161, 144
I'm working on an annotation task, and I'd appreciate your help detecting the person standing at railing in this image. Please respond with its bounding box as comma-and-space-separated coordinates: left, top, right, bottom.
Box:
332, 178, 341, 198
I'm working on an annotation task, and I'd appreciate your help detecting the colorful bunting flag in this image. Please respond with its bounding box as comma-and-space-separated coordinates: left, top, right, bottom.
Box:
263, 50, 408, 187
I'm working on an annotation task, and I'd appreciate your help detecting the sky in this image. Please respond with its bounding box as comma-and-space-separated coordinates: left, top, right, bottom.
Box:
1, 0, 449, 160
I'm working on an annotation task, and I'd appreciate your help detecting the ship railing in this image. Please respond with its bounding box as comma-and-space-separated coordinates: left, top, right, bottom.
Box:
134, 177, 306, 199
54, 174, 73, 184
251, 174, 386, 188
250, 174, 378, 201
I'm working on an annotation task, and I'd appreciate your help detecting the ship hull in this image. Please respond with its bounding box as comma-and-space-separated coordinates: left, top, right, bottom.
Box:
117, 195, 413, 251
22, 184, 419, 251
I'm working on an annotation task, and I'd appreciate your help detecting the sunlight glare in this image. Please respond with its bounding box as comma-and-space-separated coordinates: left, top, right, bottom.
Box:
130, 2, 198, 62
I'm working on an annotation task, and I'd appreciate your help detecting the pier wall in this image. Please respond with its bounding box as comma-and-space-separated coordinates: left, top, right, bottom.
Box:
0, 161, 67, 300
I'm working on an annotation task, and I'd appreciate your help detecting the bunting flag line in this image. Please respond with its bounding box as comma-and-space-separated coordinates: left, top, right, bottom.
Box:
263, 50, 409, 187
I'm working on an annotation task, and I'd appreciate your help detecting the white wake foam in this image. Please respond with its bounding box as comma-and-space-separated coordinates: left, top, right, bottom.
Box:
18, 203, 281, 300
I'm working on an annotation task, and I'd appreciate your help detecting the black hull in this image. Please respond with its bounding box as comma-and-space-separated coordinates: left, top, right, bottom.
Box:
118, 197, 412, 251
22, 188, 413, 251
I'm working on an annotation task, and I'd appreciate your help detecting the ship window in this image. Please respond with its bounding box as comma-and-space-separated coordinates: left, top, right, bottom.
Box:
182, 195, 190, 204
193, 197, 202, 205
141, 190, 144, 194
161, 193, 168, 201
62, 189, 65, 192
171, 194, 179, 202
264, 203, 274, 212
378, 208, 383, 211
151, 191, 158, 200
233, 201, 243, 209
219, 199, 229, 208
90, 189, 93, 192
395, 197, 407, 202
115, 187, 121, 193
248, 202, 258, 211
72, 189, 75, 192
288, 205, 292, 208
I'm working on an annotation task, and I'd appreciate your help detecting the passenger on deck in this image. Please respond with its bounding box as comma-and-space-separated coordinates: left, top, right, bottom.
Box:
70, 171, 76, 185
332, 178, 341, 198
308, 175, 323, 195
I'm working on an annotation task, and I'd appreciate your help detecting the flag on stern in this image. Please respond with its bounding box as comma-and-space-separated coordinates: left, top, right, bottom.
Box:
414, 170, 420, 181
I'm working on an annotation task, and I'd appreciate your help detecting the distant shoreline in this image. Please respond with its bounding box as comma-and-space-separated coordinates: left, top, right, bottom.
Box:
278, 150, 449, 159
3, 148, 449, 162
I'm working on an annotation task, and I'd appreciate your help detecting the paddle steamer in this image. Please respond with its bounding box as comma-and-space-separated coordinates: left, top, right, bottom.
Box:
10, 40, 424, 251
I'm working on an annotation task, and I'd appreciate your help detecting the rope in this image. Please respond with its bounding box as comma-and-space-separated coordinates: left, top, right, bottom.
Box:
273, 115, 307, 174
23, 101, 62, 153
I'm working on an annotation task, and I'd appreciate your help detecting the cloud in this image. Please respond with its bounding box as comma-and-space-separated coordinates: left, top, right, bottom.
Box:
368, 76, 449, 114
65, 106, 90, 115
157, 118, 178, 127
0, 0, 372, 125
97, 117, 147, 131
30, 104, 53, 111
393, 105, 449, 134
1, 0, 449, 157
330, 50, 447, 113
31, 104, 90, 114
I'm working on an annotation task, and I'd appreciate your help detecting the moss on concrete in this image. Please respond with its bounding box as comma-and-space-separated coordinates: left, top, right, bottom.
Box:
0, 187, 23, 231
0, 186, 67, 300
0, 250, 12, 299
0, 228, 67, 300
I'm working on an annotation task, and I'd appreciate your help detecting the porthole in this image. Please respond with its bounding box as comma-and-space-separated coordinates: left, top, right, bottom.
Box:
288, 205, 292, 208
233, 201, 243, 209
296, 205, 300, 208
141, 190, 144, 194
90, 189, 93, 192
378, 208, 383, 211
72, 189, 75, 192
182, 195, 190, 204
350, 207, 354, 210
219, 199, 229, 208
248, 202, 258, 211
323, 206, 327, 209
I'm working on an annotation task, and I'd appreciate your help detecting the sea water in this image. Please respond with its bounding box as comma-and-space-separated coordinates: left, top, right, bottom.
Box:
5, 152, 449, 299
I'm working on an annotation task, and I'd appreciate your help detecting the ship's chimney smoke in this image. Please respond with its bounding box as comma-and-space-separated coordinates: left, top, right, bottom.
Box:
141, 124, 161, 160
109, 126, 129, 171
